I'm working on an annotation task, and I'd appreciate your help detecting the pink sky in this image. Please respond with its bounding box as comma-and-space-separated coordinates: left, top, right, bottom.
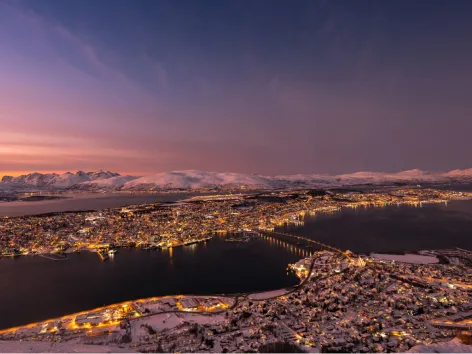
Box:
2, 1, 472, 176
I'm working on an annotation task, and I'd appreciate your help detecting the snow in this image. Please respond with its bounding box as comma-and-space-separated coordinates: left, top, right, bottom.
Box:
131, 313, 183, 340
123, 170, 270, 190
122, 168, 472, 191
408, 338, 472, 353
444, 168, 472, 178
0, 182, 27, 192
0, 340, 133, 353
131, 313, 225, 339
300, 344, 322, 353
370, 253, 439, 264
79, 175, 138, 189
336, 169, 448, 185
3, 167, 472, 192
51, 172, 91, 188
186, 313, 226, 325
248, 288, 290, 300
0, 171, 124, 190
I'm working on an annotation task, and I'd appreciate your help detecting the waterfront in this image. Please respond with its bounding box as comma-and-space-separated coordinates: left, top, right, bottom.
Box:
1, 190, 472, 331
0, 236, 300, 330
0, 192, 205, 217
280, 199, 472, 253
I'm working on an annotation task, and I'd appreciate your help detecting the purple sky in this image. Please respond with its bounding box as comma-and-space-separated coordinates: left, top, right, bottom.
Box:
1, 0, 472, 176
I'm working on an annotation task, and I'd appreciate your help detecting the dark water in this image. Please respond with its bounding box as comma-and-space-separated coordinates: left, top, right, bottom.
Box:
2, 197, 472, 330
0, 236, 300, 330
280, 199, 472, 254
0, 192, 206, 217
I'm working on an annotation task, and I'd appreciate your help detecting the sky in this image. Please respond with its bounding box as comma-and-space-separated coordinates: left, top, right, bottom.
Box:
1, 0, 472, 176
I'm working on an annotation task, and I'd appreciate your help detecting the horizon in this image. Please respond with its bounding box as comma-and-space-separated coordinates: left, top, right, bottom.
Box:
2, 166, 472, 179
2, 1, 472, 348
1, 0, 472, 175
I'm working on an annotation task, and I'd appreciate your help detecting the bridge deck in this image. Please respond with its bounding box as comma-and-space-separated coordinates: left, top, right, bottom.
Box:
262, 230, 350, 259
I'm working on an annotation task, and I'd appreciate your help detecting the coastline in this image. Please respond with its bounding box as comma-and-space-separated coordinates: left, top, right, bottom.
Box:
1, 192, 469, 260
0, 249, 318, 333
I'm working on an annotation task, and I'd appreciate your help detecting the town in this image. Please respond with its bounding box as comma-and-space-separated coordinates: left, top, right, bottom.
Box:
0, 248, 471, 352
1, 187, 471, 259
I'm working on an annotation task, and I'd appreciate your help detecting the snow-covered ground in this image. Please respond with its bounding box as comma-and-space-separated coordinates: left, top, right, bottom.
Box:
370, 253, 439, 264
130, 313, 226, 341
0, 340, 133, 353
408, 338, 472, 353
248, 288, 291, 300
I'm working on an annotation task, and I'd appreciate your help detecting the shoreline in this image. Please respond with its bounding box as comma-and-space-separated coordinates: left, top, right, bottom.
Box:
2, 230, 471, 353
0, 235, 214, 260
1, 189, 472, 337
0, 250, 319, 334
1, 195, 469, 260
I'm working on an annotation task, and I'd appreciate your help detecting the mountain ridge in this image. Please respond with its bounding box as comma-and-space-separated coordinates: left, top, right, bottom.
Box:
1, 168, 472, 192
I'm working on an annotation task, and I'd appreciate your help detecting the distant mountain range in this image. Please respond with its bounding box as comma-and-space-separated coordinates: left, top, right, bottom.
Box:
1, 168, 472, 193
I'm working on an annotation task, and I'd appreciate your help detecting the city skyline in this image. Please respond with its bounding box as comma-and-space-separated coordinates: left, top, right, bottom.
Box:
2, 0, 472, 176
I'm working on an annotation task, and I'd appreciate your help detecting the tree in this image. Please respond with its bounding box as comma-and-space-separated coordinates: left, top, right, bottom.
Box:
146, 325, 156, 335
189, 323, 199, 336
121, 334, 131, 344
241, 311, 252, 319
156, 342, 165, 353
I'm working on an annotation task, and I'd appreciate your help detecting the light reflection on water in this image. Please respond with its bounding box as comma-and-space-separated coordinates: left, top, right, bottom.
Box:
278, 199, 472, 253
0, 235, 300, 330
2, 193, 472, 330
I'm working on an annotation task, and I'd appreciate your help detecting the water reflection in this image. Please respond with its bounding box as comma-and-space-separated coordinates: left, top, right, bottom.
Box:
0, 235, 300, 329
183, 243, 197, 253
279, 199, 472, 253
257, 234, 311, 257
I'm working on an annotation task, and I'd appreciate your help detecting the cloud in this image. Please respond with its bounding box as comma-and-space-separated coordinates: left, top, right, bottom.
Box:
0, 1, 159, 105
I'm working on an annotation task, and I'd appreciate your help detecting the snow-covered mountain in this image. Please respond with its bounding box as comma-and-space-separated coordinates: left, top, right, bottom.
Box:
123, 171, 271, 190
77, 175, 139, 190
334, 169, 450, 185
2, 168, 472, 193
443, 168, 472, 179
0, 170, 124, 191
120, 168, 472, 191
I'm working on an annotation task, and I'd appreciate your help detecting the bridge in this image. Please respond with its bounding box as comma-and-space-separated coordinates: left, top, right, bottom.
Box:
261, 230, 351, 260
258, 234, 314, 258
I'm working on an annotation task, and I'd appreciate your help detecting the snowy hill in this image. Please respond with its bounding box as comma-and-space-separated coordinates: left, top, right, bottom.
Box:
121, 168, 472, 191
334, 169, 449, 185
5, 172, 58, 187
408, 338, 472, 353
0, 170, 122, 191
2, 168, 472, 193
77, 175, 139, 190
122, 171, 270, 190
443, 168, 472, 182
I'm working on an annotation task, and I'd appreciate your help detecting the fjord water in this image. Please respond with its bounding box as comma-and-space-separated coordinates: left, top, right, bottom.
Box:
1, 198, 472, 330
280, 199, 472, 253
0, 236, 300, 329
0, 192, 204, 216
